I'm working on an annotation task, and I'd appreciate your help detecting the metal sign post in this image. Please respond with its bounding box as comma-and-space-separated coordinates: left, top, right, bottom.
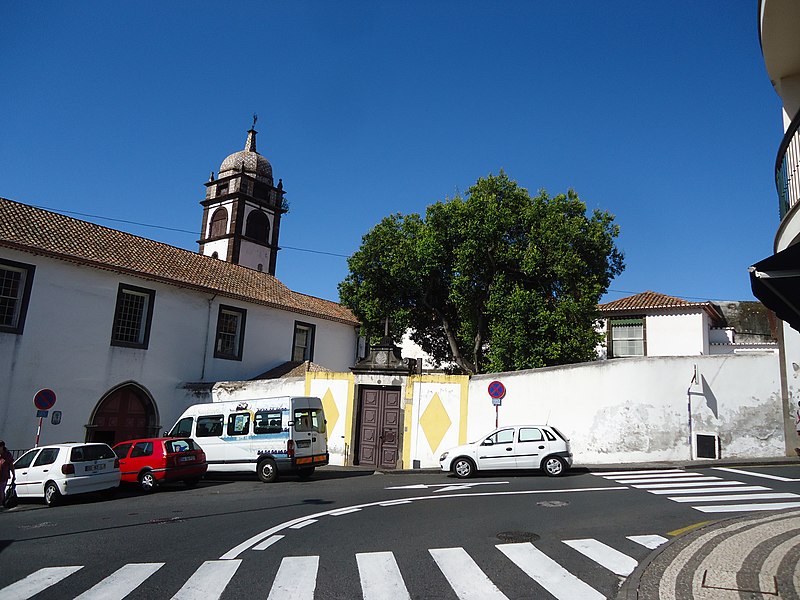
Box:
488, 381, 506, 428
33, 389, 57, 447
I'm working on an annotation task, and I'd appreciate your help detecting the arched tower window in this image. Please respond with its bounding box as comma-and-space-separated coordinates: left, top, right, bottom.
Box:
245, 210, 270, 243
209, 208, 228, 238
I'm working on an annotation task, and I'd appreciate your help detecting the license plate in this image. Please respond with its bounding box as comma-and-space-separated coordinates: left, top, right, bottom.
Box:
179, 456, 195, 462
85, 463, 106, 472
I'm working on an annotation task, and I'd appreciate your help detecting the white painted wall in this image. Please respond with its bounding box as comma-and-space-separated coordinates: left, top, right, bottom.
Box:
462, 353, 782, 466
645, 311, 706, 355
0, 248, 357, 451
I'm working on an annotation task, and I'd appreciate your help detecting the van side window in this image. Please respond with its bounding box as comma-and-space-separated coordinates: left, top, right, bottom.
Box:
197, 415, 224, 437
254, 411, 283, 434
227, 412, 251, 436
293, 408, 325, 433
170, 417, 194, 437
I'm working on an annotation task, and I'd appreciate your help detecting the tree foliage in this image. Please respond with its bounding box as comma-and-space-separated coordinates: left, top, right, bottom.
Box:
338, 172, 624, 374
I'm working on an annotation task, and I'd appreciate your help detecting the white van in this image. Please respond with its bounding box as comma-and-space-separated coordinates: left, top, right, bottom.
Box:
167, 396, 328, 482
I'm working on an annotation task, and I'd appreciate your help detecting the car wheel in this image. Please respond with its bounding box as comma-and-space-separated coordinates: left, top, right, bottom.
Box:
257, 458, 278, 483
139, 471, 157, 492
543, 456, 566, 477
183, 477, 201, 488
44, 481, 61, 507
453, 457, 475, 479
297, 467, 315, 480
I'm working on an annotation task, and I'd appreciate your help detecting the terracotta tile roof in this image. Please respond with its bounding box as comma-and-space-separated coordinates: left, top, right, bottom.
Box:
598, 291, 722, 320
0, 197, 359, 326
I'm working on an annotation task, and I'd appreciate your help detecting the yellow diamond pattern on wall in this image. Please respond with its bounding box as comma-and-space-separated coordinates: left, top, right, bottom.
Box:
420, 393, 451, 453
321, 388, 339, 434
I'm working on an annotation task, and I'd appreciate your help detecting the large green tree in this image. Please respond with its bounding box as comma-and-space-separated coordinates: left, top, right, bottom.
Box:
339, 172, 624, 374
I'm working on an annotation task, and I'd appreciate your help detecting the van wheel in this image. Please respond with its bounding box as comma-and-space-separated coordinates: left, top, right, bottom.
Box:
139, 471, 157, 492
297, 467, 315, 480
542, 456, 566, 477
453, 457, 475, 479
257, 458, 278, 483
44, 482, 61, 507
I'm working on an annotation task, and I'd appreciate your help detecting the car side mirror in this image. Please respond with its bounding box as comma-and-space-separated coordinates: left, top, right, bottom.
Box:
482, 439, 494, 446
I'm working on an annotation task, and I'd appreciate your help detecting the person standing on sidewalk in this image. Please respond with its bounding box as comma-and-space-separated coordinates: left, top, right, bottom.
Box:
0, 441, 14, 507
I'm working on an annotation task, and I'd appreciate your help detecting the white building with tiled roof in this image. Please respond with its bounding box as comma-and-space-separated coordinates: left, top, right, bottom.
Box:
0, 130, 359, 451
597, 291, 778, 359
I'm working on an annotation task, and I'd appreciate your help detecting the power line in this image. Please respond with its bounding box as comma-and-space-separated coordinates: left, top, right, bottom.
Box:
32, 204, 351, 258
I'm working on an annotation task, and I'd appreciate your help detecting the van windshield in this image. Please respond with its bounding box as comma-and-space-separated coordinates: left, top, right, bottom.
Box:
293, 408, 325, 433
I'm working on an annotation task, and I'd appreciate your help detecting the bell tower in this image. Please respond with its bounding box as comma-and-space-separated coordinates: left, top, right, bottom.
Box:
198, 117, 287, 275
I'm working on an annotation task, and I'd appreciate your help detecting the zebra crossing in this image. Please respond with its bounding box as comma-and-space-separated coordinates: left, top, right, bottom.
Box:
1, 534, 667, 600
593, 468, 800, 513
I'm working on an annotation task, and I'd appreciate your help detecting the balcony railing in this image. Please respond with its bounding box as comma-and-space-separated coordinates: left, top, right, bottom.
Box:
776, 108, 800, 219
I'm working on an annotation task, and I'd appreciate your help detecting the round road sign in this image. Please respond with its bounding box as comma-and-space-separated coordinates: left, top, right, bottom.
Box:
34, 388, 57, 411
488, 380, 506, 399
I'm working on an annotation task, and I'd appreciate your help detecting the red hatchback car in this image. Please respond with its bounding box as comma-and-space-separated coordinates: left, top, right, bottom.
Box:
112, 438, 207, 492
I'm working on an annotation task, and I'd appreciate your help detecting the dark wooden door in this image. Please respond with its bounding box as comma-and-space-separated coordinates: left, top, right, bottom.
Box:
358, 388, 401, 469
88, 386, 153, 444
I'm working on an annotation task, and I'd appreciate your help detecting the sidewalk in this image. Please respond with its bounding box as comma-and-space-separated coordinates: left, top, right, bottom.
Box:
618, 508, 800, 599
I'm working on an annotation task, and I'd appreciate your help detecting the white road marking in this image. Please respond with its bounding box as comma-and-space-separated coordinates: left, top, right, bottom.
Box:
253, 535, 285, 551
171, 560, 240, 600
628, 535, 669, 549
693, 501, 800, 513
563, 539, 638, 575
632, 480, 746, 489
290, 519, 318, 529
714, 466, 800, 482
75, 563, 163, 600
267, 556, 318, 600
593, 469, 683, 476
356, 551, 411, 600
647, 485, 770, 495
497, 542, 605, 600
604, 472, 707, 480
668, 493, 799, 503
330, 508, 362, 516
610, 476, 722, 485
0, 566, 83, 600
221, 486, 627, 559
386, 481, 509, 491
429, 547, 509, 600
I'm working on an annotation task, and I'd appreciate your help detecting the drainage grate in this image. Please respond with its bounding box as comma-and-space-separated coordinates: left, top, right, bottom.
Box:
497, 531, 540, 543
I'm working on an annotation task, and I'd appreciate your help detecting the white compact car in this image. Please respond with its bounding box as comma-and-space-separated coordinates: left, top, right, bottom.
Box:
13, 442, 121, 506
439, 424, 573, 478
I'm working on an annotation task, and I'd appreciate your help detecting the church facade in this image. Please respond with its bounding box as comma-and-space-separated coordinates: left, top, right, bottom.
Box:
0, 127, 359, 452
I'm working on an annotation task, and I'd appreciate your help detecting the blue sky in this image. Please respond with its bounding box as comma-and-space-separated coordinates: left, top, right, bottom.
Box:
0, 2, 783, 304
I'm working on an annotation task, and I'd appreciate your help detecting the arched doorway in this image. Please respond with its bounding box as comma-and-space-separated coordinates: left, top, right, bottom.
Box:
86, 383, 159, 445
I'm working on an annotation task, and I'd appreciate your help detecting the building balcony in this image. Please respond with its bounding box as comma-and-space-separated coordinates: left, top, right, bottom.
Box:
777, 109, 800, 219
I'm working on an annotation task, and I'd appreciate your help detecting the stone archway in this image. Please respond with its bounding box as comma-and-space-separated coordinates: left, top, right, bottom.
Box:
86, 383, 159, 445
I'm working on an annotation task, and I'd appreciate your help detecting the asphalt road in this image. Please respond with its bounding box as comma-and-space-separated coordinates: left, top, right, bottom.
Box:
2, 464, 799, 599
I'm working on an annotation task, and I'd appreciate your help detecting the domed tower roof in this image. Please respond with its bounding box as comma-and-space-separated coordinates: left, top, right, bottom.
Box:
218, 127, 273, 185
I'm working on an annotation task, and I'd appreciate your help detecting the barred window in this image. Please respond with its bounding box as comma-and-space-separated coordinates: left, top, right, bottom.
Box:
0, 259, 35, 334
214, 305, 246, 360
111, 284, 155, 348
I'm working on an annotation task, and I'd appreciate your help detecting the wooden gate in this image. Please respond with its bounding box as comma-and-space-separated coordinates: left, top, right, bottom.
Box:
357, 387, 401, 469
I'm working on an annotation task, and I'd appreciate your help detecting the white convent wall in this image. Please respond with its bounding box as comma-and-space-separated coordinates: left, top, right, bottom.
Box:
465, 353, 782, 466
